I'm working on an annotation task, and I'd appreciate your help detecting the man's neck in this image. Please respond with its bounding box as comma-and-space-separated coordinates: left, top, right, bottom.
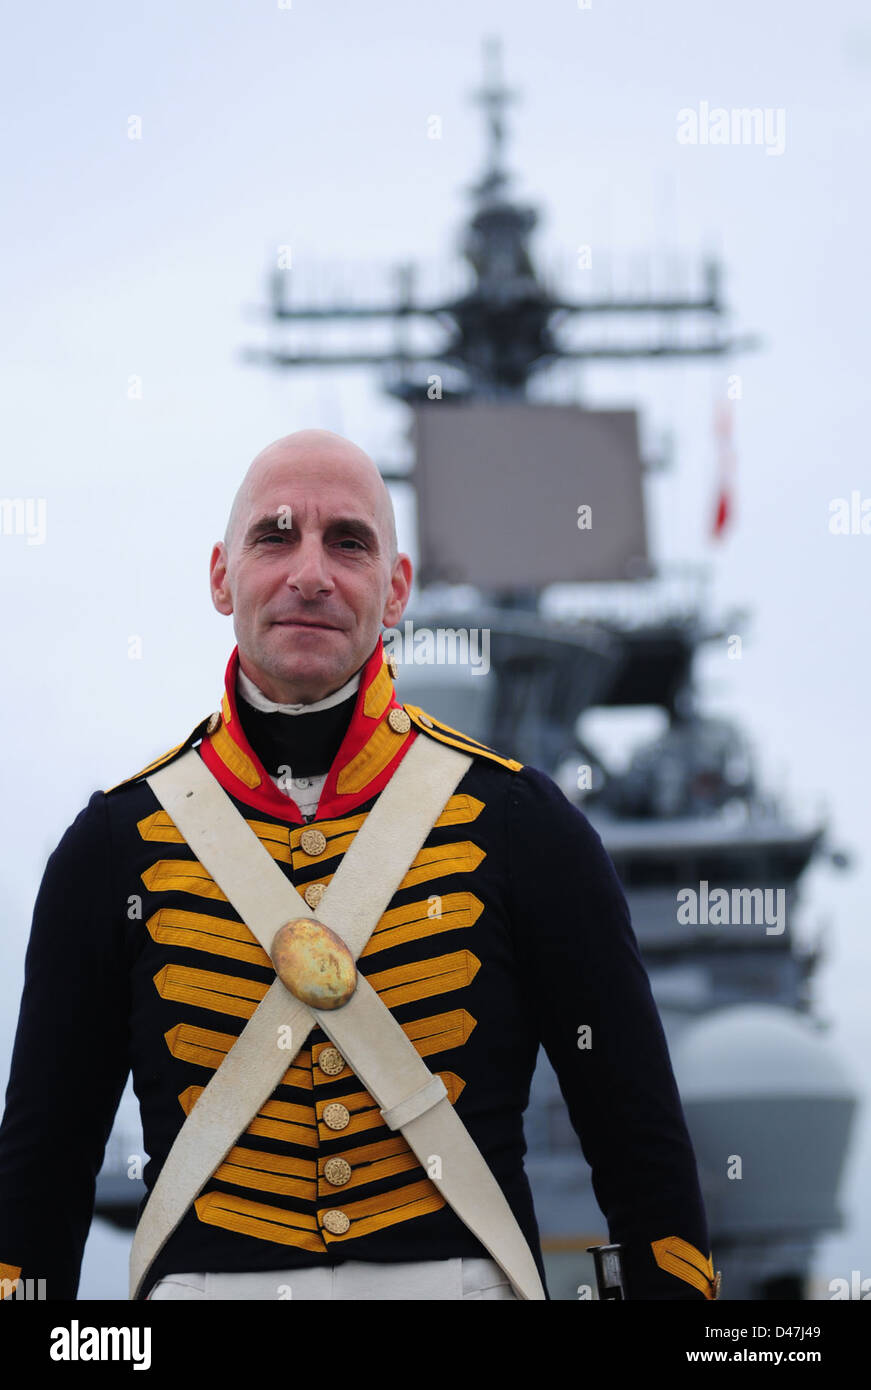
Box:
236, 665, 362, 716
233, 666, 361, 797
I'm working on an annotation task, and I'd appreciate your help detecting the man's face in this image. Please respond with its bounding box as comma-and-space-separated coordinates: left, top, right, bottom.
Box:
210, 447, 411, 703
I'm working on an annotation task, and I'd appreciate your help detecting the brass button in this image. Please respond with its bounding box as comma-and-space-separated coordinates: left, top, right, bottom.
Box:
304, 882, 327, 909
206, 711, 221, 734
418, 714, 434, 728
387, 708, 411, 734
324, 1157, 352, 1187
300, 827, 327, 857
322, 1102, 350, 1131
318, 1046, 345, 1076
322, 1209, 350, 1235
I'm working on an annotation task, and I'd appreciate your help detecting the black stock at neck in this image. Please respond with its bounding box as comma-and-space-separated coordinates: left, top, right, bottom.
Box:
235, 695, 357, 780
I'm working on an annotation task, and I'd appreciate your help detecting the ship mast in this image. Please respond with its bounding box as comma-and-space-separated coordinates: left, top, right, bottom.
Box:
244, 37, 759, 402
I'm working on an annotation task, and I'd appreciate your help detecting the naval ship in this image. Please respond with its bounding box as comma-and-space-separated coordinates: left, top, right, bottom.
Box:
95, 40, 858, 1302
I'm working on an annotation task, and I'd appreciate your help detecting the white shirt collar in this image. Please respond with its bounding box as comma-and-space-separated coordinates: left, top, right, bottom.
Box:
236, 665, 362, 715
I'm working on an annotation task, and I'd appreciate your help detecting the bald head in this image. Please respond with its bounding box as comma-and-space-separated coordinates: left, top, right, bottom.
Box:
210, 427, 412, 703
223, 429, 397, 564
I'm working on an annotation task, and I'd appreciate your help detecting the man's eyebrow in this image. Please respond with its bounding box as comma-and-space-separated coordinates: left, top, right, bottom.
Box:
324, 517, 380, 550
242, 513, 293, 544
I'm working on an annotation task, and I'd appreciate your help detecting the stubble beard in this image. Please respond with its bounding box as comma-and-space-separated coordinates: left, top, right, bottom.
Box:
252, 622, 364, 704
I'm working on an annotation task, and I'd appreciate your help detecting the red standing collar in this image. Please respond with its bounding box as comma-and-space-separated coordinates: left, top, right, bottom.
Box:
199, 635, 416, 824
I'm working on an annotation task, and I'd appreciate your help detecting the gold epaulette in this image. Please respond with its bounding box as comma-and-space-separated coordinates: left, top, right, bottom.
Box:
103, 714, 216, 795
651, 1236, 722, 1299
403, 704, 523, 773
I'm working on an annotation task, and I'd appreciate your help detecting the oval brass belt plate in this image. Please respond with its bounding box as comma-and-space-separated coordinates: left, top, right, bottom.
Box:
271, 917, 357, 1010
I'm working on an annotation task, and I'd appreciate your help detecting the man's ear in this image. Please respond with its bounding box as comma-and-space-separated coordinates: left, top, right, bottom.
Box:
210, 542, 234, 616
382, 553, 413, 629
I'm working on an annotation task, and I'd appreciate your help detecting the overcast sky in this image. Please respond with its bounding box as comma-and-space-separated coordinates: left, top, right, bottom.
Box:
1, 0, 869, 1295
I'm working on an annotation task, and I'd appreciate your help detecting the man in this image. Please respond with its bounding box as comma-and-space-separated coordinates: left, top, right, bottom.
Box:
0, 429, 718, 1301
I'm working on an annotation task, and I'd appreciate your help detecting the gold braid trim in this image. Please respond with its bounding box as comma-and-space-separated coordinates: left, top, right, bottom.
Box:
404, 705, 523, 771
651, 1236, 721, 1299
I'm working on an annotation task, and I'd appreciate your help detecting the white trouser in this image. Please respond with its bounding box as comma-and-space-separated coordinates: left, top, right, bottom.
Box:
146, 1257, 519, 1300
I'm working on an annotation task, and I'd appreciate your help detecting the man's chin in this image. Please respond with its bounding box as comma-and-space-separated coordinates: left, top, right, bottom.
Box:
257, 639, 358, 702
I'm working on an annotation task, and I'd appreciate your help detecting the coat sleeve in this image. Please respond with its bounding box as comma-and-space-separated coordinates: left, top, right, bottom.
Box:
507, 765, 717, 1300
0, 792, 131, 1300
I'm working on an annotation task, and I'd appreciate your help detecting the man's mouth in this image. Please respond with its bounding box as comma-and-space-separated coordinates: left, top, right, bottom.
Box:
273, 619, 340, 630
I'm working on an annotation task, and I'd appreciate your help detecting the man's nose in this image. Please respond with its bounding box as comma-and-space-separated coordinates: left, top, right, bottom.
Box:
284, 535, 334, 599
